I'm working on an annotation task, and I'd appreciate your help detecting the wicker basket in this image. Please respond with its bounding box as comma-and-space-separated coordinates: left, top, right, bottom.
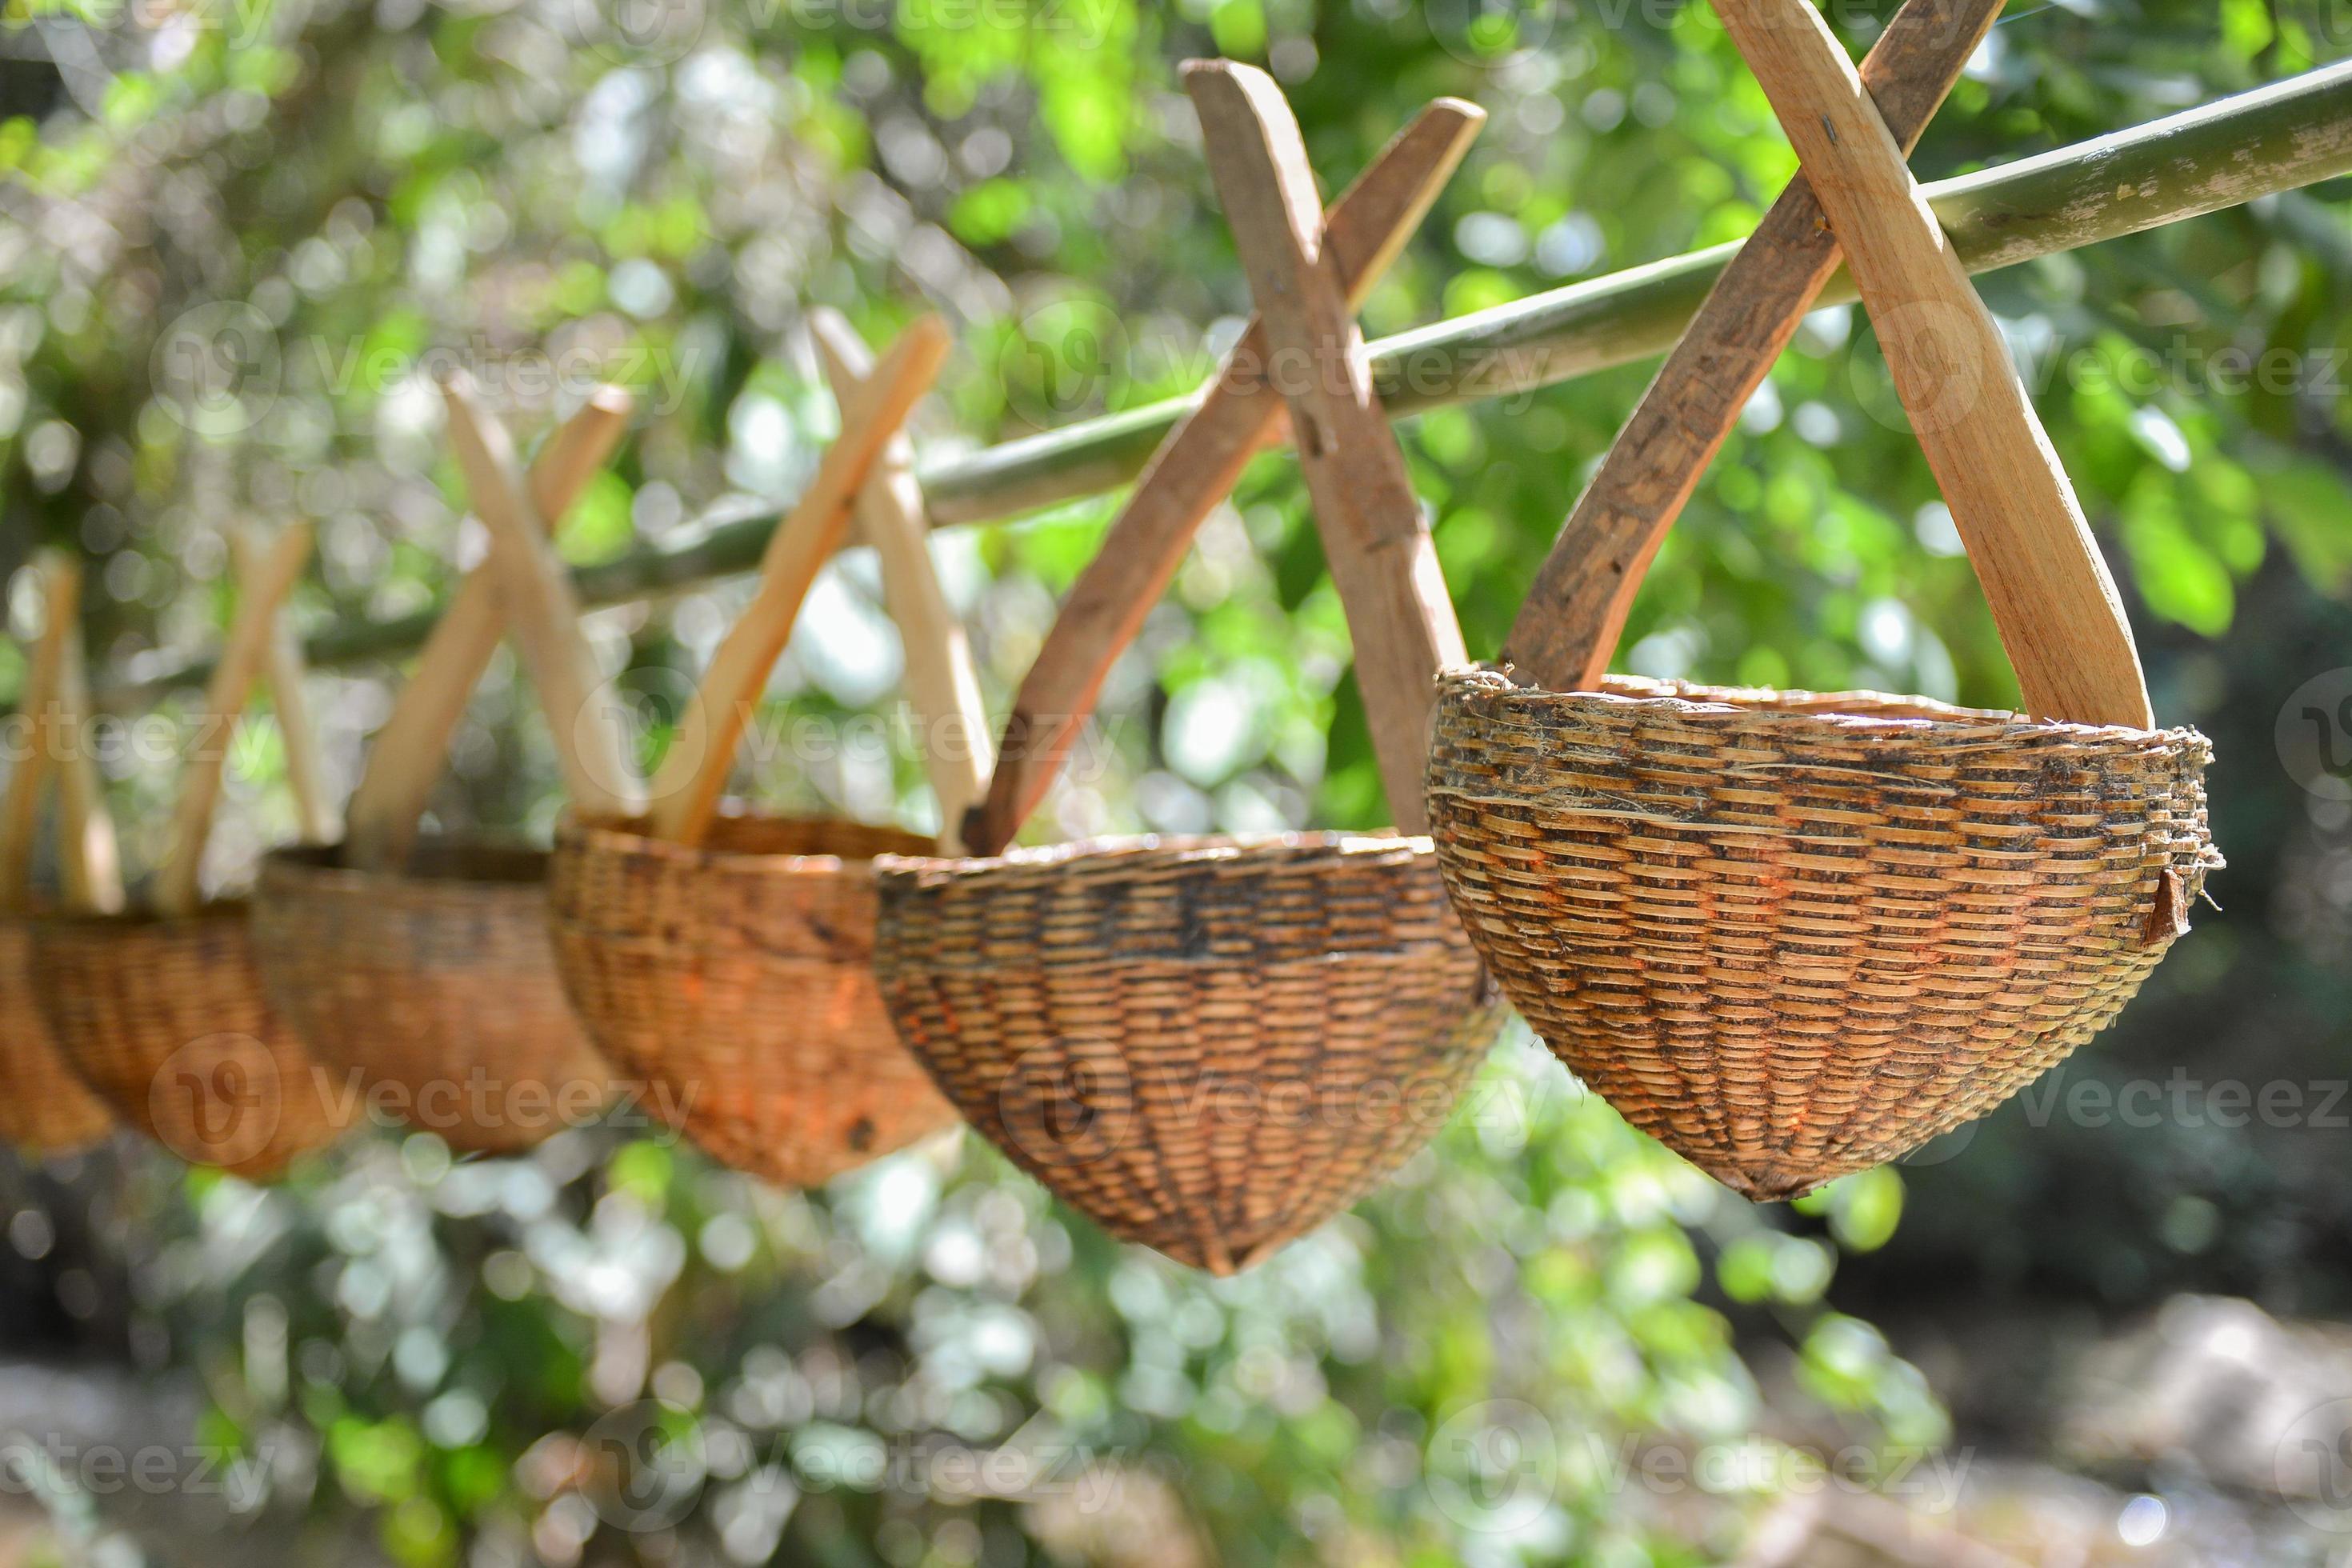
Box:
546, 813, 962, 1188
1424, 1, 2223, 1198
1426, 673, 2217, 1198
254, 842, 612, 1154
874, 71, 1508, 1274
30, 904, 354, 1179
873, 834, 1507, 1275
0, 915, 116, 1155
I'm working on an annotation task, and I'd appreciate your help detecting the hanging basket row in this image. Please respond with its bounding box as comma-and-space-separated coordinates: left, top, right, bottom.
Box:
1, 12, 2226, 1273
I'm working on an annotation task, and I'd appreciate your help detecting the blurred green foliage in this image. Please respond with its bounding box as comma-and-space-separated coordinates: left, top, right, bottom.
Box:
1, 0, 2349, 1562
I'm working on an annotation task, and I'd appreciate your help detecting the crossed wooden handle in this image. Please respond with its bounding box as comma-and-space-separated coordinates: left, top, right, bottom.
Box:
1509, 0, 2151, 730
968, 0, 2153, 863
0, 552, 121, 917
23, 3, 2155, 905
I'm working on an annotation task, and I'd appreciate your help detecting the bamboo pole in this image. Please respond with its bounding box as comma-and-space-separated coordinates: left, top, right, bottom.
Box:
96, 59, 2352, 704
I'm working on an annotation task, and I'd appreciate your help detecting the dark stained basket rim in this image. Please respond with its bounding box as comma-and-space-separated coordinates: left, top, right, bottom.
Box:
261, 837, 554, 894
872, 831, 1472, 975
1450, 666, 2210, 753
30, 898, 254, 937
555, 809, 936, 876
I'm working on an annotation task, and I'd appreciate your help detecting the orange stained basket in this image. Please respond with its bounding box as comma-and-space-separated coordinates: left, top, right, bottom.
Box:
252, 385, 635, 1154
547, 309, 978, 1187
873, 64, 1507, 1275
0, 551, 122, 1158
32, 526, 356, 1179
1423, 0, 2219, 1199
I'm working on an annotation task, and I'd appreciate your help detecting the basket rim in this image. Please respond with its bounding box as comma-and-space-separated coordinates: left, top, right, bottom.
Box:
555, 808, 937, 875
873, 829, 1434, 883
260, 837, 552, 894
28, 898, 252, 936
1446, 665, 2209, 748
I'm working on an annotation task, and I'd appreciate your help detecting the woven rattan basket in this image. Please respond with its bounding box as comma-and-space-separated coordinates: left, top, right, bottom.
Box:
1, 551, 119, 1157
1426, 0, 2219, 1198
0, 915, 116, 1156
30, 904, 352, 1178
547, 813, 959, 1186
542, 310, 979, 1189
882, 69, 1505, 1274
248, 386, 639, 1155
1427, 674, 2218, 1197
254, 842, 612, 1154
874, 834, 1504, 1276
18, 527, 348, 1178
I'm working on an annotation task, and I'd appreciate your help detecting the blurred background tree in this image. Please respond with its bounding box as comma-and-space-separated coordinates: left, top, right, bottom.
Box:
1, 0, 2349, 1562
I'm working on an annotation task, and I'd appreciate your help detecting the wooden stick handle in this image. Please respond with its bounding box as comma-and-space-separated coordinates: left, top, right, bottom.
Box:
344, 387, 633, 870
646, 315, 952, 846
153, 523, 314, 918
50, 598, 123, 916
1184, 59, 1467, 834
441, 377, 645, 822
0, 550, 78, 911
1505, 0, 2002, 691
966, 97, 1483, 856
231, 528, 338, 847
1710, 0, 2152, 729
810, 309, 994, 855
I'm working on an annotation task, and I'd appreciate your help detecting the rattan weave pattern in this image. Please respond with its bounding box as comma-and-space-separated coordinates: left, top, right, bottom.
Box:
1426, 668, 2219, 1198
254, 842, 611, 1154
546, 813, 961, 1188
0, 917, 116, 1154
30, 904, 351, 1179
872, 834, 1508, 1275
